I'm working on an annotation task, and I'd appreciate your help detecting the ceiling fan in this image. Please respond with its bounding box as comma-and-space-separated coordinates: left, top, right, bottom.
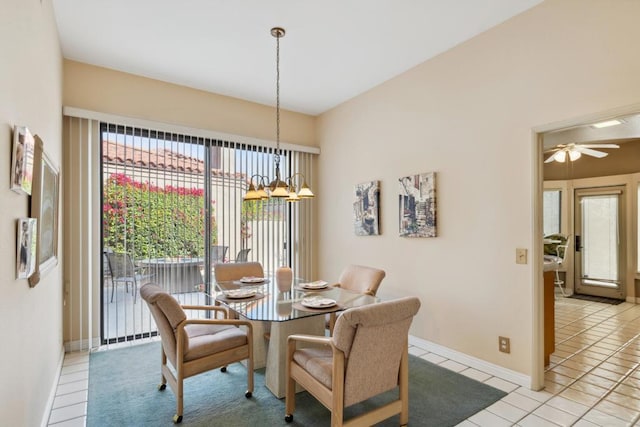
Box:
544, 142, 620, 163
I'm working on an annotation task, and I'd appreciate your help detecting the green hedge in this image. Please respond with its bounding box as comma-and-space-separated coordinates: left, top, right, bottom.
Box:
103, 173, 216, 260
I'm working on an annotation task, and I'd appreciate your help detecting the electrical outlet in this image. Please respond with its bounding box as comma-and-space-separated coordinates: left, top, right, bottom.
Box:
516, 248, 527, 264
499, 336, 510, 353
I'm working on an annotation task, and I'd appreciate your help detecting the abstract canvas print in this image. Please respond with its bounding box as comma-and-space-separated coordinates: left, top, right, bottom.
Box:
399, 172, 436, 237
353, 180, 380, 235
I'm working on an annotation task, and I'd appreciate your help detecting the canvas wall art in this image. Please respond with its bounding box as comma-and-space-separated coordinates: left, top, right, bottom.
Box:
398, 172, 436, 237
353, 180, 380, 236
16, 218, 37, 279
10, 125, 35, 195
29, 136, 60, 287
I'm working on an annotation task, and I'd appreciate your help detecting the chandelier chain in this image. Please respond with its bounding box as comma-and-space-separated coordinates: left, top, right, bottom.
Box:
275, 29, 281, 165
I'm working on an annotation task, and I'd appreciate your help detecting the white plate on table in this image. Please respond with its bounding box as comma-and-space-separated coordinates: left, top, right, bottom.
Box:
239, 276, 266, 284
301, 296, 336, 308
300, 280, 329, 290
224, 289, 257, 299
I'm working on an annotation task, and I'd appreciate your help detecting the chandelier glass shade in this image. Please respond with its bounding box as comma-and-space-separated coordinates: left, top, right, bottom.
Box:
243, 27, 314, 203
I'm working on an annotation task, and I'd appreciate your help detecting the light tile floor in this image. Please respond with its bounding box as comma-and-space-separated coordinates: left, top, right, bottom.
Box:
48, 294, 640, 426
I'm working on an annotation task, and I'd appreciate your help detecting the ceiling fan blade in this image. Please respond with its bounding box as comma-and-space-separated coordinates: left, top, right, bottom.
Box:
577, 147, 608, 158
575, 143, 620, 149
543, 148, 561, 154
544, 155, 557, 163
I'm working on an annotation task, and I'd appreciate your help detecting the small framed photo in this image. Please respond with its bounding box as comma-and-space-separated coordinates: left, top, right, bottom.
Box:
16, 218, 37, 279
10, 126, 35, 195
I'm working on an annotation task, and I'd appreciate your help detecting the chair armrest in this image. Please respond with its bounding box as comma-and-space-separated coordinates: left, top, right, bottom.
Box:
181, 304, 229, 318
287, 334, 332, 346
184, 318, 253, 330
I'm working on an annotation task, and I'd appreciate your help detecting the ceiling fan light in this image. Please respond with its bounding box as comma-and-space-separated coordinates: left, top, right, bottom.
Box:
553, 150, 567, 163
568, 150, 582, 161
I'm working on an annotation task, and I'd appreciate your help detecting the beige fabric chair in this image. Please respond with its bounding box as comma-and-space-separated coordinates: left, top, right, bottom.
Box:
140, 283, 254, 424
213, 261, 264, 282
285, 296, 421, 426
329, 264, 386, 334
213, 261, 270, 364
334, 264, 386, 296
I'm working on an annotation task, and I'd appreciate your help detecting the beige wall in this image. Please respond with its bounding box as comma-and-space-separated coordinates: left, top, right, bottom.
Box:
64, 60, 316, 147
316, 0, 640, 377
0, 0, 63, 425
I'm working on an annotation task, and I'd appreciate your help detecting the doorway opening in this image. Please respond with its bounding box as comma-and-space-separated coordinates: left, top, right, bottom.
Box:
535, 108, 640, 390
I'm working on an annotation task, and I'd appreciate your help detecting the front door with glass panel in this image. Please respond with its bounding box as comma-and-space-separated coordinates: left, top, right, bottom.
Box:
574, 186, 625, 300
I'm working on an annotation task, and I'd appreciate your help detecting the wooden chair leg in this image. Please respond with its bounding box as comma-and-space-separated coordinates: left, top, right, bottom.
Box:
285, 340, 296, 420
329, 313, 337, 335
175, 375, 183, 423
399, 347, 409, 426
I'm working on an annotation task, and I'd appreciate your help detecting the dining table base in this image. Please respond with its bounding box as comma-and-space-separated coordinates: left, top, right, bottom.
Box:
265, 315, 326, 398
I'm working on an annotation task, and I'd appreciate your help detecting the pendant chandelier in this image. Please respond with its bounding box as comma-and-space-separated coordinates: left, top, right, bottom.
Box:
243, 27, 314, 203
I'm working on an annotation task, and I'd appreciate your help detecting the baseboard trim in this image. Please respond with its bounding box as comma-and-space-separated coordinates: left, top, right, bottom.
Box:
41, 344, 65, 427
64, 337, 101, 353
409, 335, 531, 388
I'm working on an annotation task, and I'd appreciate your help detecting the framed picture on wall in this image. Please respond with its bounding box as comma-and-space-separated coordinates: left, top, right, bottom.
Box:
353, 180, 380, 235
398, 172, 437, 237
28, 136, 60, 287
16, 218, 37, 279
10, 125, 35, 195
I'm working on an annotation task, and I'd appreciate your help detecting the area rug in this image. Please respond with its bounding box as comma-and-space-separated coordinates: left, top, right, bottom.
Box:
568, 294, 624, 305
87, 342, 506, 426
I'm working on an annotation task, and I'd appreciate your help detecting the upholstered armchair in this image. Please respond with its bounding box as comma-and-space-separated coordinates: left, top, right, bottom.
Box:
213, 261, 264, 282
140, 284, 254, 424
213, 261, 269, 366
329, 264, 386, 334
285, 296, 421, 426
333, 264, 386, 296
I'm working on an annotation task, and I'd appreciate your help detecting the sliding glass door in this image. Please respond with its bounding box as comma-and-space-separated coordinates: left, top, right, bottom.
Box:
100, 122, 314, 344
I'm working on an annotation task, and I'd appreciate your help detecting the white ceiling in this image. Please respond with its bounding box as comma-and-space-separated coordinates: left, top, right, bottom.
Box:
51, 0, 542, 116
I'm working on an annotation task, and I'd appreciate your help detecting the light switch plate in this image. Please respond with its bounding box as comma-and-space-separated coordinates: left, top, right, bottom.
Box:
516, 248, 527, 264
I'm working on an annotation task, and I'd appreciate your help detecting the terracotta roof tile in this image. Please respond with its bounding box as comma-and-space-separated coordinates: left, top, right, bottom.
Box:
103, 140, 246, 179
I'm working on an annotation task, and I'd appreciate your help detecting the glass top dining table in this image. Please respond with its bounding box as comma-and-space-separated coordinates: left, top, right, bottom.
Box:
210, 276, 379, 322
209, 276, 380, 398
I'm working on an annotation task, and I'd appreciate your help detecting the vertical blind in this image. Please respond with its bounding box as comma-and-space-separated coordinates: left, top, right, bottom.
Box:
63, 114, 315, 349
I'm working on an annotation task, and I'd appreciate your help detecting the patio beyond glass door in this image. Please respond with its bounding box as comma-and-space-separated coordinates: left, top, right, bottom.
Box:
574, 186, 625, 300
